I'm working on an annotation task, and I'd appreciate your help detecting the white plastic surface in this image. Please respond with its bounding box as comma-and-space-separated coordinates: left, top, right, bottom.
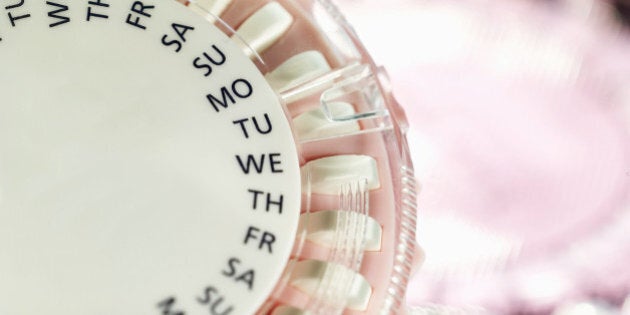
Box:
0, 1, 300, 314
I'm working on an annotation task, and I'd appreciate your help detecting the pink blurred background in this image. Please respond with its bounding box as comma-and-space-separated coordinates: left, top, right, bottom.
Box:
334, 0, 630, 313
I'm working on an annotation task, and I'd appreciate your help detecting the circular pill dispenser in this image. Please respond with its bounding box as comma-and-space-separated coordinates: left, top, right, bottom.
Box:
0, 1, 419, 314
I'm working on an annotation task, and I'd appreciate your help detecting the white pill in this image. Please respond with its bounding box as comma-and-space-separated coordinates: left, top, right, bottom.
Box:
290, 259, 372, 311
293, 102, 360, 141
300, 210, 382, 251
233, 2, 293, 58
266, 50, 331, 92
301, 155, 380, 195
188, 0, 232, 18
272, 305, 309, 315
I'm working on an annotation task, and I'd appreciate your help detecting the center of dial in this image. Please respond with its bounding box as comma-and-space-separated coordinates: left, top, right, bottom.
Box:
0, 1, 301, 314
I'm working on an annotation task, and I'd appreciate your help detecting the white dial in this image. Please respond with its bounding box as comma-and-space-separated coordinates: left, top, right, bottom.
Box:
0, 1, 300, 314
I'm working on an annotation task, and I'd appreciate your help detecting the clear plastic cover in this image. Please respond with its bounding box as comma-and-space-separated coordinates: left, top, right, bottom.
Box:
177, 0, 419, 313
